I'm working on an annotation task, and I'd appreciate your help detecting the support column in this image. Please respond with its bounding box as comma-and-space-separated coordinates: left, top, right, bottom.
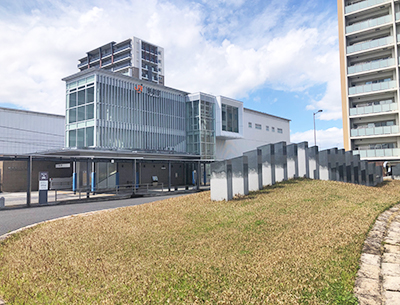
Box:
115, 162, 120, 189
197, 161, 201, 190
86, 160, 90, 198
168, 161, 171, 192
72, 161, 77, 194
91, 161, 96, 194
27, 156, 32, 207
133, 159, 137, 194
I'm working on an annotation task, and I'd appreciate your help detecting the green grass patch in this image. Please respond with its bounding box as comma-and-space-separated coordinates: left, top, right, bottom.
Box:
1, 178, 400, 304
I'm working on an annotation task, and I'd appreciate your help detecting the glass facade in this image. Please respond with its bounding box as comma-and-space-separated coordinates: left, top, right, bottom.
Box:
186, 97, 216, 159
65, 72, 186, 152
66, 76, 96, 148
221, 104, 239, 133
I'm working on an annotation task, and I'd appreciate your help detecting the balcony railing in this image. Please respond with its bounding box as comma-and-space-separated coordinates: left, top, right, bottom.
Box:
78, 61, 88, 68
345, 0, 391, 14
348, 58, 395, 74
350, 125, 399, 137
346, 15, 392, 34
396, 12, 400, 21
113, 44, 131, 54
347, 36, 393, 54
348, 80, 397, 95
353, 148, 400, 158
350, 102, 397, 116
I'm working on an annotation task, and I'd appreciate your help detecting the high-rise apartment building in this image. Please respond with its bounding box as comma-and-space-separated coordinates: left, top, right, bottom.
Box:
78, 37, 165, 85
338, 0, 400, 162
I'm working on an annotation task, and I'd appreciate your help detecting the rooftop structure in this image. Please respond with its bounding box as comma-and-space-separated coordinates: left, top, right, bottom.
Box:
78, 37, 165, 85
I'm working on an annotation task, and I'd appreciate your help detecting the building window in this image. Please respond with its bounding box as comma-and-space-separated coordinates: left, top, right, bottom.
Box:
277, 128, 283, 134
266, 125, 269, 131
221, 104, 239, 133
248, 122, 252, 128
255, 123, 262, 130
272, 127, 275, 132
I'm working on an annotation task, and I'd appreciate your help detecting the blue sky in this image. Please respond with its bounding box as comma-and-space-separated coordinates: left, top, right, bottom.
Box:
0, 0, 343, 149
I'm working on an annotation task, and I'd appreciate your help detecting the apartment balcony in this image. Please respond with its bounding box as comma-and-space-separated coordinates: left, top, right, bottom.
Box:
113, 53, 132, 64
348, 80, 397, 95
348, 58, 395, 74
350, 125, 399, 137
353, 148, 400, 158
347, 36, 393, 54
78, 61, 88, 68
113, 44, 131, 55
345, 0, 391, 15
346, 15, 392, 34
350, 102, 397, 116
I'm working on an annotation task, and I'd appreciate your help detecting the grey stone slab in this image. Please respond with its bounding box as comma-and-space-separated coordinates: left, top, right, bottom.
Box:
231, 156, 249, 197
382, 263, 400, 277
383, 253, 400, 264
319, 149, 330, 181
383, 276, 400, 291
287, 143, 298, 180
354, 278, 380, 297
345, 151, 354, 183
243, 149, 262, 192
210, 160, 233, 201
357, 264, 380, 279
360, 253, 381, 267
362, 238, 381, 256
385, 244, 400, 254
384, 290, 400, 305
307, 146, 319, 180
273, 142, 288, 183
356, 294, 381, 305
385, 232, 400, 245
297, 142, 309, 178
259, 143, 275, 187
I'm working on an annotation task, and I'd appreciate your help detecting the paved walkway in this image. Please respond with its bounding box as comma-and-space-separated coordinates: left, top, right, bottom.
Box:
355, 204, 400, 304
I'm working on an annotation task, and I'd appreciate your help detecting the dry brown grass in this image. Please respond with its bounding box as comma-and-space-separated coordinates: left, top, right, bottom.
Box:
1, 178, 400, 304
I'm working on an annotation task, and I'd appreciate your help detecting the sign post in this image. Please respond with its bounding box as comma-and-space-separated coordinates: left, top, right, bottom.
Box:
39, 171, 48, 204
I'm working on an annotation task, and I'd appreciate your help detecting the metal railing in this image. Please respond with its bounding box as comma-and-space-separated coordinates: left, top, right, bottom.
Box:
346, 15, 392, 34
348, 58, 395, 75
350, 125, 399, 137
348, 80, 397, 95
347, 36, 393, 54
345, 0, 391, 14
349, 102, 397, 116
353, 148, 400, 158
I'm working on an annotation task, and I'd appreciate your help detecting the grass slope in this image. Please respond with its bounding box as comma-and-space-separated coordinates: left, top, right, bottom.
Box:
1, 179, 400, 304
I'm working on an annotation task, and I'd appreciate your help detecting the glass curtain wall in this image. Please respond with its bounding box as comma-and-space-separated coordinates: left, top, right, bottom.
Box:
186, 97, 216, 159
66, 76, 96, 148
95, 74, 186, 152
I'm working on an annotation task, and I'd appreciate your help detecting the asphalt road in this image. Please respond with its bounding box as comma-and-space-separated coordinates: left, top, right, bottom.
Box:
0, 194, 187, 236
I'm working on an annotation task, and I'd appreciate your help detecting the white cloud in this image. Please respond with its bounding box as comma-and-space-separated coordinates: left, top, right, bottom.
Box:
0, 0, 341, 124
291, 127, 344, 150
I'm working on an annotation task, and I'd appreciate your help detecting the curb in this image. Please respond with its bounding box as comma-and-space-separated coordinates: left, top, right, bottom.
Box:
355, 204, 400, 304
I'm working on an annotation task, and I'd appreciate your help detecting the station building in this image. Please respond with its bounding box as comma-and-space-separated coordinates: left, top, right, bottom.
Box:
0, 37, 290, 194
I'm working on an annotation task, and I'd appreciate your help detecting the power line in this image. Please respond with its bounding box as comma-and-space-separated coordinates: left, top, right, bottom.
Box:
0, 125, 64, 137
0, 139, 63, 148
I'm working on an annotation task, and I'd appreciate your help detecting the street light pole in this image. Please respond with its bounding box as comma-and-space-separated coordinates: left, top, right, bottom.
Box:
313, 110, 323, 147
